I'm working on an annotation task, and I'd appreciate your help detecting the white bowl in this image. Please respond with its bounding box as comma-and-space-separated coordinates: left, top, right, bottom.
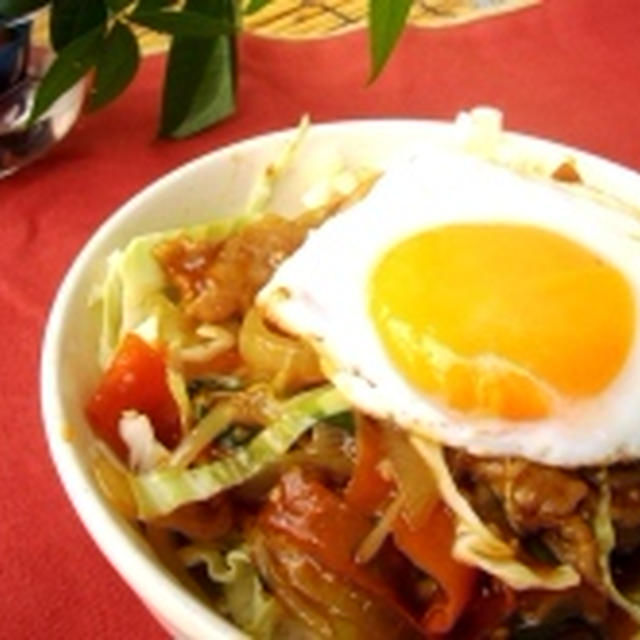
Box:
40, 118, 640, 638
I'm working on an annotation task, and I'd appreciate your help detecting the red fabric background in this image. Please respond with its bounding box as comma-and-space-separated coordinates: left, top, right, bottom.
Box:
2, 0, 640, 636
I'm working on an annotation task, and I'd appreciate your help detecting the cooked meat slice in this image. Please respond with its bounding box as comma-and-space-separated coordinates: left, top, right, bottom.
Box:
448, 452, 601, 585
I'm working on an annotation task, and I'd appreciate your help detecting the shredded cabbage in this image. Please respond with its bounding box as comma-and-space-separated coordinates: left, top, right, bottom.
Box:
409, 434, 581, 591
180, 544, 282, 638
166, 365, 192, 431
245, 114, 310, 216
93, 117, 322, 444
130, 385, 349, 519
94, 217, 243, 368
594, 470, 640, 626
385, 429, 438, 527
94, 249, 124, 368
92, 219, 246, 441
168, 401, 235, 470
455, 106, 504, 158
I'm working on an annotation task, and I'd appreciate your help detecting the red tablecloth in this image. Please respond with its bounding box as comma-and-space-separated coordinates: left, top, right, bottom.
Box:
2, 1, 640, 637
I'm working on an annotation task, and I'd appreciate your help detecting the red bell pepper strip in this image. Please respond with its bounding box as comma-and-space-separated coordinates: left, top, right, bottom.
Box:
258, 468, 426, 636
345, 418, 479, 635
86, 333, 182, 460
344, 416, 394, 515
393, 502, 478, 634
260, 467, 394, 597
447, 578, 515, 639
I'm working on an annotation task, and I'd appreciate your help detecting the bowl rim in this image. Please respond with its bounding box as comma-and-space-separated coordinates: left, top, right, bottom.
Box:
39, 116, 640, 638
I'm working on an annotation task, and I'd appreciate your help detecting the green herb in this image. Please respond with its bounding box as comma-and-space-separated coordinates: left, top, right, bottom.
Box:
187, 375, 244, 394
322, 410, 355, 432
216, 423, 259, 450
3, 0, 414, 137
520, 535, 559, 567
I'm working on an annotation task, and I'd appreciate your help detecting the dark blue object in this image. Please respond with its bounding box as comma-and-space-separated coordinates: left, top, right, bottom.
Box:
0, 19, 31, 94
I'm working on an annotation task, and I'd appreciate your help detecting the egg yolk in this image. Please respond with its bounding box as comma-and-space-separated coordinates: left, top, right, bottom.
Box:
370, 223, 634, 420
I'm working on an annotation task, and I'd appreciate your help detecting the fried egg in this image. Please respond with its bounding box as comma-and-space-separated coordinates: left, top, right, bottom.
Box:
257, 143, 640, 466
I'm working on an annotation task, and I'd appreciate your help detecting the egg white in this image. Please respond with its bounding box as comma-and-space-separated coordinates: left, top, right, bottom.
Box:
258, 143, 640, 467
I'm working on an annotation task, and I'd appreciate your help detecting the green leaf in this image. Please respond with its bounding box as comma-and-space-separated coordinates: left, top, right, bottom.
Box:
89, 21, 139, 110
29, 27, 104, 124
50, 0, 107, 51
128, 8, 233, 38
243, 0, 271, 15
136, 0, 177, 9
0, 0, 49, 18
159, 0, 237, 138
367, 0, 412, 82
106, 0, 134, 12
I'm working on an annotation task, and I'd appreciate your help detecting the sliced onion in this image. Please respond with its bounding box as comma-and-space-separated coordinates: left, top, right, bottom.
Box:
238, 306, 324, 393
354, 493, 404, 565
179, 325, 235, 363
385, 427, 439, 528
167, 401, 235, 469
90, 441, 137, 519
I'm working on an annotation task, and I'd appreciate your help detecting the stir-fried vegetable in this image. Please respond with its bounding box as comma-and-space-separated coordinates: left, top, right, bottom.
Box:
255, 467, 425, 639
344, 417, 393, 515
408, 435, 581, 592
130, 385, 350, 518
393, 503, 477, 634
180, 545, 284, 638
83, 120, 640, 638
94, 218, 244, 368
238, 307, 325, 393
593, 470, 640, 625
86, 332, 182, 459
346, 420, 477, 633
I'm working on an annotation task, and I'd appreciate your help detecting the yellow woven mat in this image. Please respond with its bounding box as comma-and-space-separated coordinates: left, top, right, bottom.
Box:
34, 0, 540, 52
245, 0, 541, 38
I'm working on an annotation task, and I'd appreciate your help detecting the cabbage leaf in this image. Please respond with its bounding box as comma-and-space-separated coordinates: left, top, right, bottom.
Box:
409, 435, 580, 591
244, 114, 310, 216
180, 544, 282, 638
92, 217, 246, 440
593, 470, 640, 625
130, 385, 349, 519
94, 217, 243, 368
